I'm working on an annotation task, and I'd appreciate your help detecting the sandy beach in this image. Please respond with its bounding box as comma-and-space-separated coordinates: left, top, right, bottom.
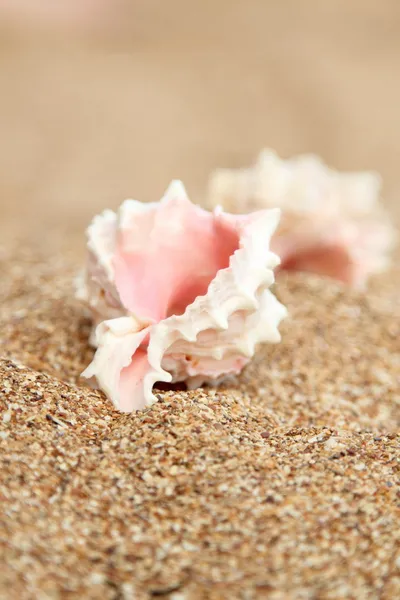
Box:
1, 2, 400, 598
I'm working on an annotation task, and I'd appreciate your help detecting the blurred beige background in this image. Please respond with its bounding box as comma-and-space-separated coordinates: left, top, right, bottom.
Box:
0, 0, 399, 239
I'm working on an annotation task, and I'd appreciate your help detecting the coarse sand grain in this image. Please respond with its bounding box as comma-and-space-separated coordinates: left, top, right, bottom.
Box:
0, 239, 399, 599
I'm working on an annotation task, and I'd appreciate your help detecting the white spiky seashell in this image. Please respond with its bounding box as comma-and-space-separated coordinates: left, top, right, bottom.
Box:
78, 180, 287, 412
208, 149, 397, 287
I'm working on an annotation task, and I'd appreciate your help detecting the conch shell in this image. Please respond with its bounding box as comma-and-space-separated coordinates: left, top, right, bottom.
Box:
78, 181, 286, 412
208, 149, 397, 287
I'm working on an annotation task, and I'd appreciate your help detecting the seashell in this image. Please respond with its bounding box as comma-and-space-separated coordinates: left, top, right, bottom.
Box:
208, 149, 397, 287
77, 180, 287, 412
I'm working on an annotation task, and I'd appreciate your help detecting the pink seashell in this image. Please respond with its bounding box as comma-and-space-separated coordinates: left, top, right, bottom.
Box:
78, 181, 286, 412
208, 149, 397, 287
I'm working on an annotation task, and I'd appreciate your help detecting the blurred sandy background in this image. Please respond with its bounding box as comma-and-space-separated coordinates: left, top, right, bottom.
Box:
0, 0, 399, 241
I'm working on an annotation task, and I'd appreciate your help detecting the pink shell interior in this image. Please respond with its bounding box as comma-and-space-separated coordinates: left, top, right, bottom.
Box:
113, 196, 240, 322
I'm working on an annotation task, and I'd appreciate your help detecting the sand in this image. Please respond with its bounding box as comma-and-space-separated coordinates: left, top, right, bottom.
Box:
0, 237, 399, 599
1, 2, 400, 597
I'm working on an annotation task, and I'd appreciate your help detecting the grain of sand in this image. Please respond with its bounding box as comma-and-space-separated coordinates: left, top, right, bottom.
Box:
0, 237, 399, 600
